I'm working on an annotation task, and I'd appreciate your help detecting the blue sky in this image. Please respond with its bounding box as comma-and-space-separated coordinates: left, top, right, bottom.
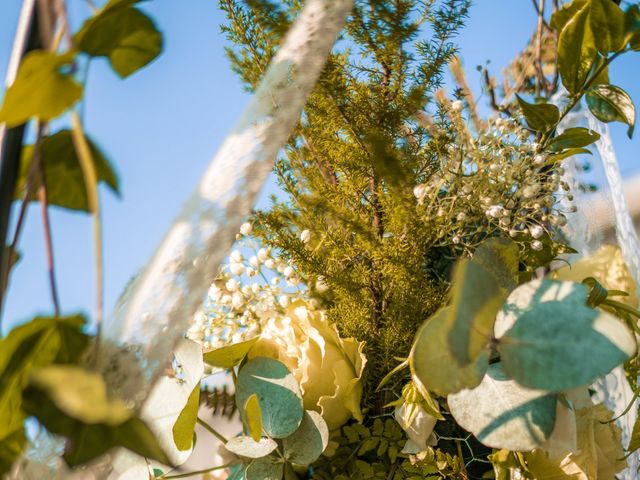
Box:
0, 0, 638, 333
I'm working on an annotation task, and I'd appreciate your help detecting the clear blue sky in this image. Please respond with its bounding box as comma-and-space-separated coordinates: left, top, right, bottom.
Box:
0, 0, 638, 333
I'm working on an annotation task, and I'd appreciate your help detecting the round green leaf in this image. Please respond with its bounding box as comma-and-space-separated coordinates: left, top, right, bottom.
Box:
496, 280, 636, 391
203, 336, 259, 369
448, 363, 557, 451
225, 436, 278, 459
410, 308, 488, 397
244, 393, 263, 442
236, 357, 303, 439
586, 84, 635, 138
282, 410, 329, 466
245, 457, 284, 480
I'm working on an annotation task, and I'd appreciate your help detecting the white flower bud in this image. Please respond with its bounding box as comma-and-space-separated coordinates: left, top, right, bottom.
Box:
283, 266, 295, 277
249, 255, 259, 266
230, 250, 243, 263
456, 212, 467, 222
531, 240, 543, 251
485, 205, 503, 218
413, 184, 428, 200
264, 258, 276, 269
232, 292, 244, 310
257, 248, 270, 261
278, 295, 290, 308
451, 99, 464, 112
240, 222, 253, 236
300, 229, 311, 243
230, 262, 245, 276
246, 267, 256, 277
208, 285, 221, 301
529, 225, 544, 239
533, 154, 546, 166
251, 283, 260, 294
241, 285, 251, 295
225, 278, 239, 292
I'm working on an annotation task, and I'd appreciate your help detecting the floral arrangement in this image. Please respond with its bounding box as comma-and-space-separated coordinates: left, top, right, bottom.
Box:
1, 0, 640, 479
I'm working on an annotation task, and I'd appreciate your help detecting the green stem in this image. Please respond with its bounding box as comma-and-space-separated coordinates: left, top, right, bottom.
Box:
197, 417, 228, 443
160, 463, 232, 479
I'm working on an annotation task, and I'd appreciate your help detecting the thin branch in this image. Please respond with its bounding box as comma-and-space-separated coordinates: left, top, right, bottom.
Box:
37, 163, 60, 315
196, 417, 228, 443
161, 463, 232, 479
534, 0, 547, 97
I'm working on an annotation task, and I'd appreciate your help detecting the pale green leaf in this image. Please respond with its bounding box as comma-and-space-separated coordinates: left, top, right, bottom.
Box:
586, 84, 635, 138
236, 357, 303, 439
547, 147, 592, 164
225, 435, 277, 459
411, 308, 488, 397
244, 393, 263, 442
497, 280, 636, 391
557, 1, 596, 95
282, 410, 329, 466
172, 382, 200, 451
244, 457, 284, 480
448, 363, 557, 451
473, 237, 519, 292
447, 259, 504, 365
0, 51, 82, 126
203, 336, 259, 369
30, 365, 133, 425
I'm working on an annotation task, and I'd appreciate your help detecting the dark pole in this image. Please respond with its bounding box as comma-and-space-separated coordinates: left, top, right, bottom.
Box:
0, 0, 44, 329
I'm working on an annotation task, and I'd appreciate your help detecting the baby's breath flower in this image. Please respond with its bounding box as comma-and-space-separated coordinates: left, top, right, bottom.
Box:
300, 229, 311, 243
240, 222, 253, 236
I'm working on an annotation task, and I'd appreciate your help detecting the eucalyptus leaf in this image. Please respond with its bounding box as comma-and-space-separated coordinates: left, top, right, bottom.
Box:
30, 365, 133, 425
547, 127, 600, 152
282, 410, 329, 466
473, 237, 519, 292
516, 96, 559, 133
75, 4, 163, 78
172, 382, 200, 451
448, 363, 557, 451
17, 130, 120, 212
244, 393, 263, 442
244, 456, 284, 480
236, 357, 303, 439
586, 84, 635, 138
447, 259, 504, 365
411, 308, 488, 397
496, 280, 636, 391
225, 436, 278, 459
0, 51, 82, 126
203, 336, 259, 369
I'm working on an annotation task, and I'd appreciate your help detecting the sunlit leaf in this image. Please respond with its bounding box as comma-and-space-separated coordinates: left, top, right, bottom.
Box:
282, 410, 329, 466
75, 4, 163, 78
516, 96, 559, 133
547, 147, 592, 164
497, 280, 636, 391
244, 393, 263, 442
203, 336, 259, 369
411, 308, 488, 397
17, 130, 119, 212
225, 435, 278, 459
556, 1, 596, 95
472, 237, 519, 293
448, 363, 557, 451
586, 84, 635, 138
547, 127, 600, 152
244, 456, 284, 480
172, 382, 200, 451
626, 5, 640, 50
236, 357, 303, 439
30, 365, 133, 425
0, 426, 25, 475
0, 51, 82, 126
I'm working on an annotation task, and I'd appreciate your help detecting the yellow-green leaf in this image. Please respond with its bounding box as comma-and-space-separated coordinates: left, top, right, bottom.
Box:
244, 393, 263, 442
586, 84, 635, 138
0, 51, 82, 127
172, 382, 200, 451
203, 336, 259, 368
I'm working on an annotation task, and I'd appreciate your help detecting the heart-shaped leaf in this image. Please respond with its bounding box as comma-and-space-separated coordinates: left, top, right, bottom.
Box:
448, 363, 557, 451
282, 410, 329, 466
236, 357, 303, 439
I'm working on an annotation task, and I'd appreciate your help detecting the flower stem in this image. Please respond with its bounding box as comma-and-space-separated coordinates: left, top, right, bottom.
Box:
197, 417, 228, 443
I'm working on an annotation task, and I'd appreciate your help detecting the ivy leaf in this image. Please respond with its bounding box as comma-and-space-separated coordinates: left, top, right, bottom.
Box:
448, 363, 557, 451
496, 280, 636, 391
29, 365, 133, 425
22, 386, 171, 468
236, 357, 303, 439
0, 426, 25, 475
547, 127, 600, 152
172, 382, 200, 451
586, 84, 635, 138
244, 393, 263, 442
203, 336, 259, 369
17, 130, 120, 212
447, 259, 505, 365
0, 51, 82, 127
75, 3, 163, 78
282, 410, 329, 466
516, 96, 559, 133
411, 308, 488, 397
225, 436, 278, 459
